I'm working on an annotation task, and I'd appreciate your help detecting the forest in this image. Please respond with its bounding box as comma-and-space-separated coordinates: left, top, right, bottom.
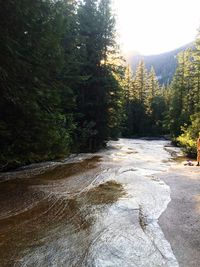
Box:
131, 43, 192, 85
1, 0, 200, 171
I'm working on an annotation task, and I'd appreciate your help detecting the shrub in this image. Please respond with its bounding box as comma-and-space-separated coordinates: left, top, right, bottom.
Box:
177, 113, 200, 157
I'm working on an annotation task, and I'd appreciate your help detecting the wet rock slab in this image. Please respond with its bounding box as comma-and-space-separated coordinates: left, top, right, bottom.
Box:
0, 139, 179, 266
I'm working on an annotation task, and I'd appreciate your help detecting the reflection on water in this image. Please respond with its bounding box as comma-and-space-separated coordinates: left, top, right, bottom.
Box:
0, 139, 179, 267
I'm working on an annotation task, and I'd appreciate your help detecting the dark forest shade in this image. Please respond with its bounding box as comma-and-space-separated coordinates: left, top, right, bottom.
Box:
0, 0, 124, 170
0, 0, 199, 171
121, 63, 167, 137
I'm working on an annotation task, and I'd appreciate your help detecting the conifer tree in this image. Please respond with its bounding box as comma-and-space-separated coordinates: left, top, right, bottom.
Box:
121, 65, 136, 136
76, 0, 122, 150
192, 31, 200, 111
0, 0, 74, 169
134, 60, 148, 102
173, 30, 200, 153
123, 65, 135, 101
146, 66, 160, 114
167, 51, 188, 136
147, 67, 159, 98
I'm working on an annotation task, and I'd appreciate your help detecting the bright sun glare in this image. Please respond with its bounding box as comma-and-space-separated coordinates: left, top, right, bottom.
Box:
113, 0, 200, 56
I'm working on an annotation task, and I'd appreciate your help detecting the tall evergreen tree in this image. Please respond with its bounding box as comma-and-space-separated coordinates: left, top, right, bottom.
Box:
134, 60, 148, 102
167, 51, 188, 136
146, 66, 160, 114
0, 0, 74, 169
164, 29, 200, 154
121, 65, 136, 136
192, 30, 200, 111
76, 0, 122, 150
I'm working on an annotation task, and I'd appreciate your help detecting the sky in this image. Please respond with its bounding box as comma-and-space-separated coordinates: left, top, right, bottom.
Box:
113, 0, 200, 56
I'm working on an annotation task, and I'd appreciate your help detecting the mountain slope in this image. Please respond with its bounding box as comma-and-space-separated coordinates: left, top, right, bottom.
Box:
130, 43, 193, 85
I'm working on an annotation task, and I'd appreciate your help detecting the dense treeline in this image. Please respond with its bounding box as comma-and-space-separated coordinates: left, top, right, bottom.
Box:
123, 30, 200, 156
0, 0, 124, 170
1, 0, 199, 171
165, 32, 200, 156
122, 63, 167, 137
131, 43, 192, 85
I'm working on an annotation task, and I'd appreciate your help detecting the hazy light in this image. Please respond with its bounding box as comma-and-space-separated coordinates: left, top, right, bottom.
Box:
113, 0, 200, 56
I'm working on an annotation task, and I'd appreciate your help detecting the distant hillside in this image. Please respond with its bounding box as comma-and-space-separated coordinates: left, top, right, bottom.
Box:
130, 43, 193, 85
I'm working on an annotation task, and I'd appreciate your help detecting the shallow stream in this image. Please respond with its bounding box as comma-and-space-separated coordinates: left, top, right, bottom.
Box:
0, 139, 180, 267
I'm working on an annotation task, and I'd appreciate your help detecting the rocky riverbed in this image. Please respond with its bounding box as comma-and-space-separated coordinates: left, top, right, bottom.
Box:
0, 138, 195, 267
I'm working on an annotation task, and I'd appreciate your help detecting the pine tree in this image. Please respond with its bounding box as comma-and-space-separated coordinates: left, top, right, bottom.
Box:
0, 0, 76, 169
165, 32, 200, 141
123, 65, 135, 100
192, 30, 200, 112
174, 29, 200, 154
146, 66, 160, 114
134, 60, 148, 102
121, 65, 136, 136
75, 0, 123, 150
167, 51, 188, 136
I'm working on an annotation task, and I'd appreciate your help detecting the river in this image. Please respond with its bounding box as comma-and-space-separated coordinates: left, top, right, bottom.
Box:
0, 139, 180, 267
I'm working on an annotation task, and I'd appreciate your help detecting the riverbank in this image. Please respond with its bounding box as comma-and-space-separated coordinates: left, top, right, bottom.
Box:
159, 163, 200, 267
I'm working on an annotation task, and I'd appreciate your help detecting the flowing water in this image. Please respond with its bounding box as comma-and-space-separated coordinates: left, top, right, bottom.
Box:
0, 139, 179, 267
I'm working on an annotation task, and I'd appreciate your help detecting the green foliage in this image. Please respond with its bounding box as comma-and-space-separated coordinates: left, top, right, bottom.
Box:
164, 29, 200, 155
166, 39, 200, 134
131, 43, 193, 85
4, 0, 200, 170
0, 0, 124, 170
0, 0, 75, 170
122, 62, 167, 137
177, 113, 200, 156
74, 0, 123, 151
